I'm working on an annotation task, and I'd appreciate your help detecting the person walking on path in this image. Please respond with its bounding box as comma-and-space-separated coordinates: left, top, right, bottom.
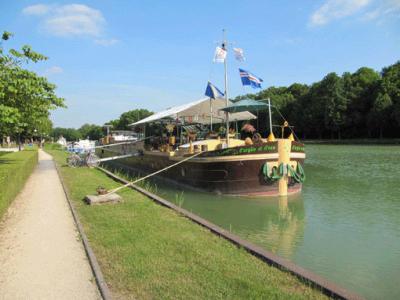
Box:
0, 150, 100, 299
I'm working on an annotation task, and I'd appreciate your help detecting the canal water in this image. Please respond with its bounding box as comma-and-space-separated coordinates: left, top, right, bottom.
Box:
121, 145, 400, 299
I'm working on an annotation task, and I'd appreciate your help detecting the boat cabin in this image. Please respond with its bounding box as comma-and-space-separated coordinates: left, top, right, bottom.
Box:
129, 97, 260, 156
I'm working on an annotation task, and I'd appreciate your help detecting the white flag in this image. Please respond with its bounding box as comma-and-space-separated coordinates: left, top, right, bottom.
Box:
213, 46, 226, 63
233, 48, 245, 62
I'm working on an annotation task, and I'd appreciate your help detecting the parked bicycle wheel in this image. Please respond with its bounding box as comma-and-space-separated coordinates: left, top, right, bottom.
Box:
85, 152, 100, 168
67, 153, 82, 167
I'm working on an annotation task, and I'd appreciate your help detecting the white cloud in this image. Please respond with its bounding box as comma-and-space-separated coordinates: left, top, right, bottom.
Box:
94, 38, 119, 46
22, 4, 50, 16
44, 66, 63, 76
22, 3, 106, 37
310, 0, 371, 26
43, 4, 105, 37
363, 0, 400, 20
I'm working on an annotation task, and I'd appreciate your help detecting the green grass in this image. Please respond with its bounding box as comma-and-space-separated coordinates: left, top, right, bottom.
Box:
44, 143, 63, 150
47, 148, 328, 300
0, 149, 38, 219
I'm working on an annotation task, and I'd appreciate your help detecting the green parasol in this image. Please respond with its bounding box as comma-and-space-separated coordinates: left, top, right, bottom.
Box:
220, 99, 269, 113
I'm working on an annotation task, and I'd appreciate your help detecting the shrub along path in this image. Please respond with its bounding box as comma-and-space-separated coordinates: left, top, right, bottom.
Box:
0, 148, 37, 219
0, 150, 100, 299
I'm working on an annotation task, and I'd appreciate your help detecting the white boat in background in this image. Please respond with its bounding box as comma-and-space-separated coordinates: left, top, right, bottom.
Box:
68, 139, 96, 153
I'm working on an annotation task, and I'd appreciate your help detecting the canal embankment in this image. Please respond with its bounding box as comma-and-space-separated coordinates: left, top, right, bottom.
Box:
134, 143, 400, 299
97, 165, 362, 300
46, 147, 343, 299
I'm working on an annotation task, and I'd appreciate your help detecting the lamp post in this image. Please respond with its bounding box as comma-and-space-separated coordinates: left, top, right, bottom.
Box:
34, 129, 37, 148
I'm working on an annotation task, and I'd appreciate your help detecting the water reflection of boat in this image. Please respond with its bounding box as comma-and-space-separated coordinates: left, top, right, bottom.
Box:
204, 195, 305, 258
98, 32, 306, 197
265, 197, 305, 257
163, 185, 305, 258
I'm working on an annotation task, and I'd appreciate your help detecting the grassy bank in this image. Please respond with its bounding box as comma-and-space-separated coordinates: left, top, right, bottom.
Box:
47, 147, 327, 300
0, 149, 38, 219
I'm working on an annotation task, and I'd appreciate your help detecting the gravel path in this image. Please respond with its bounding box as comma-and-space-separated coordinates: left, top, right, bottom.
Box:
0, 150, 101, 299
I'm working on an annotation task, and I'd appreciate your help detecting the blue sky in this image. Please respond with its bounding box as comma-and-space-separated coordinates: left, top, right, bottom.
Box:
1, 0, 399, 128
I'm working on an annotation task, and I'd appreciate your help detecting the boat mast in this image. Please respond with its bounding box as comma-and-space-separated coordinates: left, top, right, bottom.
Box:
223, 29, 229, 145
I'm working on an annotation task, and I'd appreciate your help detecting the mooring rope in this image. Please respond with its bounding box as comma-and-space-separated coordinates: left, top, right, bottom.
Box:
272, 106, 302, 142
102, 150, 204, 196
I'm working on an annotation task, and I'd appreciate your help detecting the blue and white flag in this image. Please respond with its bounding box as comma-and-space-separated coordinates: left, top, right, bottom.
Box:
205, 81, 224, 99
239, 68, 263, 89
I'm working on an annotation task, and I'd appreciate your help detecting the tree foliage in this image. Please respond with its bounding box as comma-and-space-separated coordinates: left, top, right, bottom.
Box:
52, 127, 81, 141
233, 61, 400, 139
0, 31, 65, 140
51, 124, 106, 141
51, 109, 154, 142
107, 109, 153, 130
380, 62, 400, 126
78, 123, 105, 140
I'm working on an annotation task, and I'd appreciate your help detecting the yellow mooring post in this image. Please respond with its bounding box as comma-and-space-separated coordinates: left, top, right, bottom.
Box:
278, 139, 291, 196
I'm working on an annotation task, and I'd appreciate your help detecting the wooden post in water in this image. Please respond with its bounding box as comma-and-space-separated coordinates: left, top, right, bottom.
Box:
278, 139, 291, 196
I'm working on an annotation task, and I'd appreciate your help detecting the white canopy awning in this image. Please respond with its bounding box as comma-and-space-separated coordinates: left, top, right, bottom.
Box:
130, 97, 256, 126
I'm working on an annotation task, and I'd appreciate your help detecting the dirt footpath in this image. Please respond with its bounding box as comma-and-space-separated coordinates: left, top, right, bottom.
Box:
0, 150, 100, 299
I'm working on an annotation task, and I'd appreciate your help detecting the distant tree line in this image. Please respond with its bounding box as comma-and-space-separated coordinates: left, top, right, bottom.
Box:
52, 109, 153, 141
233, 62, 400, 139
52, 124, 104, 141
106, 109, 153, 130
51, 62, 400, 141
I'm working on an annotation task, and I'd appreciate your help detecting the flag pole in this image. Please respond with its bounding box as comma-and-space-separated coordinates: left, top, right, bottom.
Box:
223, 29, 229, 146
210, 98, 213, 131
268, 97, 272, 135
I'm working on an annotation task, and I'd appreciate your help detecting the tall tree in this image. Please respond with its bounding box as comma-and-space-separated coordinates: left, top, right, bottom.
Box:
368, 92, 393, 138
118, 109, 153, 129
255, 86, 295, 131
343, 68, 380, 137
285, 83, 310, 136
108, 109, 153, 130
301, 82, 326, 139
380, 62, 400, 127
78, 124, 105, 140
317, 73, 348, 139
52, 127, 82, 141
0, 31, 65, 145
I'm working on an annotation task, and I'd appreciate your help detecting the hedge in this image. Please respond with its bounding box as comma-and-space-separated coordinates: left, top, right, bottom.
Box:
0, 150, 38, 219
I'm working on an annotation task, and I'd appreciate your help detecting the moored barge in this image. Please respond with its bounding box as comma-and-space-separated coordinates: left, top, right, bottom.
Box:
98, 101, 306, 197
98, 31, 306, 196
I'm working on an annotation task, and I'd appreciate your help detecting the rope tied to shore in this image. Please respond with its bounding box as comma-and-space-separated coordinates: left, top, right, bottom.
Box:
102, 151, 204, 196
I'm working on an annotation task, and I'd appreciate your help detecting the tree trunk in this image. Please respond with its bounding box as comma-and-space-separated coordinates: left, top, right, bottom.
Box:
379, 126, 383, 139
18, 133, 21, 151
